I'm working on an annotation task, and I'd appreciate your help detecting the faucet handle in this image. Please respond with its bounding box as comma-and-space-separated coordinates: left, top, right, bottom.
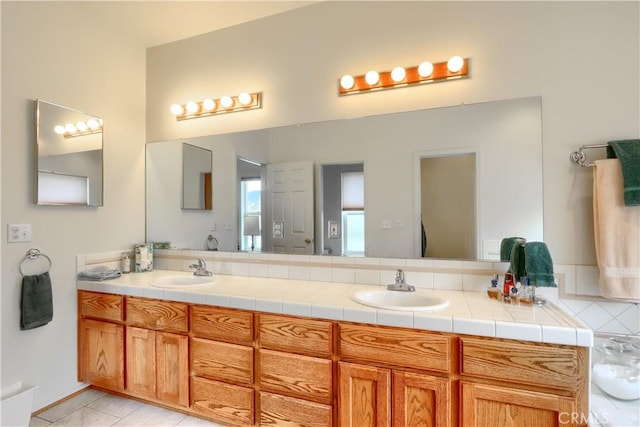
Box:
395, 269, 405, 284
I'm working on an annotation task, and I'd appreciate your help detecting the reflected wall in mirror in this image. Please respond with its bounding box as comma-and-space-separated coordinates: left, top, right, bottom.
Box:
182, 143, 212, 210
146, 97, 543, 260
36, 100, 104, 206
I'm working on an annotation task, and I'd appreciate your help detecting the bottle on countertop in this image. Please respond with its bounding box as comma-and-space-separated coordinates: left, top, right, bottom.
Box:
503, 273, 515, 303
510, 286, 519, 305
519, 276, 534, 305
121, 252, 131, 274
487, 274, 501, 300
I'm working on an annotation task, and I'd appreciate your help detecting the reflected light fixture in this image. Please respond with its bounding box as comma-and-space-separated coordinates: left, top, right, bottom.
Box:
171, 92, 262, 121
55, 119, 103, 138
339, 56, 469, 96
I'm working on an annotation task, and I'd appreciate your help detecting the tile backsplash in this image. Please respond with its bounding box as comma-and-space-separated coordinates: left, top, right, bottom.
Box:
78, 249, 639, 336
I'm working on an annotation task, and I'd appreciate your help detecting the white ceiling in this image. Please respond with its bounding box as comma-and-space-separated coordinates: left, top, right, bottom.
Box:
72, 1, 316, 48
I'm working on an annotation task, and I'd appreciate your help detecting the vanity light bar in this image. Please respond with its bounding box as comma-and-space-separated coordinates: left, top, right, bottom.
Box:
171, 92, 262, 121
338, 56, 469, 96
54, 119, 103, 138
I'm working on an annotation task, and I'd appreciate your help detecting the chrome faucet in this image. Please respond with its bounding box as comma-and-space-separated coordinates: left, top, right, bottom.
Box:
387, 269, 415, 292
189, 258, 213, 276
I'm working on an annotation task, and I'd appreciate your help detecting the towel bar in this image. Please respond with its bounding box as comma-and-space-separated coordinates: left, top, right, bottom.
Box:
19, 248, 52, 276
569, 143, 609, 168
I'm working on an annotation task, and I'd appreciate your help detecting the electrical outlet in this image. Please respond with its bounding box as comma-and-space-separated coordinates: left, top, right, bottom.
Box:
396, 220, 403, 230
210, 223, 217, 232
7, 224, 32, 242
381, 219, 391, 230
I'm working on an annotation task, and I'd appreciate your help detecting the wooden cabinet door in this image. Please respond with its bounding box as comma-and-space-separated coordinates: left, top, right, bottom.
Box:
460, 381, 579, 427
79, 319, 124, 391
339, 362, 391, 427
156, 332, 189, 407
393, 371, 453, 427
126, 326, 156, 399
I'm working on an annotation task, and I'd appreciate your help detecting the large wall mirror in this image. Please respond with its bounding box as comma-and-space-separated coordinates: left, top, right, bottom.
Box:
146, 96, 543, 260
35, 99, 103, 206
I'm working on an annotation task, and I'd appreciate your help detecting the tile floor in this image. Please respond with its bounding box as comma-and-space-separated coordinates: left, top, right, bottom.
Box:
29, 389, 226, 427
30, 383, 640, 427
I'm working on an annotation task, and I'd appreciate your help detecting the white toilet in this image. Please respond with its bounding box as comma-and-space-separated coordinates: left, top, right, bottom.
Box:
0, 381, 38, 427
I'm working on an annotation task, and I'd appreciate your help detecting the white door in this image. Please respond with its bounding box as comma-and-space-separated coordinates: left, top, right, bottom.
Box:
265, 160, 314, 254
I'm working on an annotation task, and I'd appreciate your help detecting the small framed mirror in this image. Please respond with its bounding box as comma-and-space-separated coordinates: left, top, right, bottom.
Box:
182, 143, 212, 210
35, 99, 104, 206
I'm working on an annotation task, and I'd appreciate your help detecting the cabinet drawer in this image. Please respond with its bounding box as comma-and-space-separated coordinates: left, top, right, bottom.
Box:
126, 297, 188, 332
260, 392, 332, 427
191, 337, 253, 386
340, 323, 452, 373
191, 376, 253, 426
191, 305, 253, 345
258, 314, 332, 358
460, 337, 582, 390
258, 349, 332, 404
79, 291, 123, 322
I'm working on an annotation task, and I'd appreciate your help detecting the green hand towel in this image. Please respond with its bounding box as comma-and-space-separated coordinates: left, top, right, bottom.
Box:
20, 272, 53, 330
524, 242, 557, 288
508, 242, 526, 281
607, 139, 640, 206
500, 237, 526, 262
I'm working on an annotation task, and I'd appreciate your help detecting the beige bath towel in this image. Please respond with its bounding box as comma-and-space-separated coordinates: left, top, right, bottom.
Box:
593, 159, 640, 301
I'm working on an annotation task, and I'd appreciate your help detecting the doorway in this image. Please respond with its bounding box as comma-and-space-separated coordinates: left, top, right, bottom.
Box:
320, 163, 365, 256
419, 153, 476, 259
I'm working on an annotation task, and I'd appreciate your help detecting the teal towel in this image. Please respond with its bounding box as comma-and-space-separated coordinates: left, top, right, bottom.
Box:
524, 242, 557, 288
607, 139, 640, 206
500, 237, 526, 262
508, 242, 526, 281
20, 272, 53, 330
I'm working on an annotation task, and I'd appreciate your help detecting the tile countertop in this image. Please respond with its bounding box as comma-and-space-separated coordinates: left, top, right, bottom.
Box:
77, 270, 593, 348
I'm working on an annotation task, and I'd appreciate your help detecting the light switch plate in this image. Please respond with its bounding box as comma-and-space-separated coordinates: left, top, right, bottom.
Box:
8, 224, 32, 242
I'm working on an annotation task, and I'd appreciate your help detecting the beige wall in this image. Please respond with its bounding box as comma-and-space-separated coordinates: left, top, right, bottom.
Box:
1, 2, 146, 409
147, 1, 639, 266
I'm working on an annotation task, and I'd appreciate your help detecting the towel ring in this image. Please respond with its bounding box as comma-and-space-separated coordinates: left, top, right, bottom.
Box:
19, 248, 52, 276
206, 235, 218, 251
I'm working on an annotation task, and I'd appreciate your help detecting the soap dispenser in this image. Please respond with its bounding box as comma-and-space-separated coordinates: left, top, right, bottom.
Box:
487, 274, 501, 300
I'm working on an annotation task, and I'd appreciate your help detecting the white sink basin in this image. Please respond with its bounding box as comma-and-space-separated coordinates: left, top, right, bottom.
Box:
351, 289, 449, 312
150, 275, 214, 288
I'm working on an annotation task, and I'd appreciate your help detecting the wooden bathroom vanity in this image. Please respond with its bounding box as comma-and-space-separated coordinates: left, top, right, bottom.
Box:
78, 284, 589, 426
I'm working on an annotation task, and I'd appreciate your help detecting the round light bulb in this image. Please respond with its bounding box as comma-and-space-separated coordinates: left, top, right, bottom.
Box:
391, 66, 406, 82
220, 96, 234, 109
170, 103, 184, 116
340, 74, 355, 90
202, 98, 216, 111
447, 56, 464, 73
76, 121, 88, 132
186, 101, 200, 114
54, 125, 66, 135
65, 123, 77, 133
87, 119, 100, 130
238, 92, 252, 106
418, 61, 434, 77
365, 70, 380, 86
